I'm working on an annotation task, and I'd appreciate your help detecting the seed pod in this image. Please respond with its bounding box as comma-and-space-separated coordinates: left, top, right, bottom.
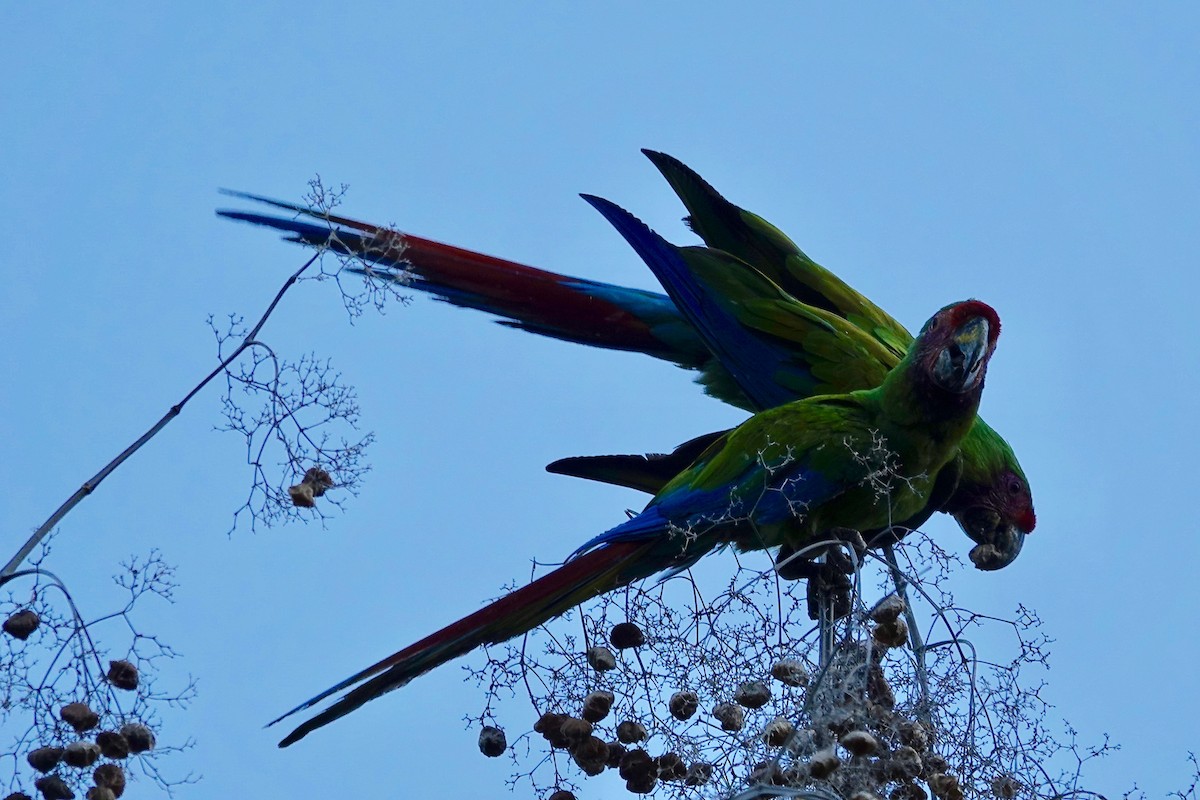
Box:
762, 717, 794, 747
477, 726, 506, 757
870, 595, 906, 624
770, 659, 809, 687
581, 691, 614, 723
33, 777, 73, 800
889, 746, 922, 780
922, 753, 949, 777
897, 720, 929, 752
712, 703, 744, 732
287, 482, 315, 507
990, 775, 1020, 799
302, 467, 333, 497
668, 691, 698, 721
748, 761, 784, 785
969, 544, 1004, 571
839, 730, 878, 757
785, 727, 817, 755
61, 703, 100, 733
93, 765, 125, 798
867, 700, 896, 729
809, 747, 841, 779
890, 782, 928, 800
63, 741, 100, 768
27, 747, 63, 773
535, 712, 568, 747
117, 724, 154, 754
606, 741, 627, 768
624, 774, 656, 794
684, 763, 713, 786
618, 748, 654, 781
734, 681, 771, 709
85, 789, 115, 800
4, 792, 34, 800
928, 773, 964, 800
4, 609, 40, 640
571, 736, 609, 776
872, 617, 909, 649
779, 764, 808, 784
609, 622, 645, 650
95, 732, 129, 760
547, 792, 576, 800
558, 717, 593, 747
615, 720, 647, 744
867, 662, 896, 708
105, 661, 138, 692
586, 646, 616, 671
656, 752, 686, 782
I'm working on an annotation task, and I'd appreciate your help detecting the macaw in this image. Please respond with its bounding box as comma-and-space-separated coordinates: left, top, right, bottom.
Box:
271, 279, 1001, 747
555, 193, 1028, 569
216, 152, 1034, 563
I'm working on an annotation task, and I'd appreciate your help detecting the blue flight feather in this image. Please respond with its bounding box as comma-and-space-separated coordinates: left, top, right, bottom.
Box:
581, 195, 793, 409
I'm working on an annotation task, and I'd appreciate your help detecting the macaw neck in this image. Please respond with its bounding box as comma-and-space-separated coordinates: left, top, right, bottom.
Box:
876, 358, 983, 439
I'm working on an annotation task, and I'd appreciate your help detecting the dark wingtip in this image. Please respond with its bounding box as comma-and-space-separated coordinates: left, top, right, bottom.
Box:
579, 194, 651, 233
545, 457, 576, 475
278, 730, 304, 748
218, 188, 284, 206
640, 148, 682, 171
640, 147, 668, 163
579, 194, 652, 240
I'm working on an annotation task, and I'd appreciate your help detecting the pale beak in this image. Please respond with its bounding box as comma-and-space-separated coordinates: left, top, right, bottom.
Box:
933, 317, 990, 392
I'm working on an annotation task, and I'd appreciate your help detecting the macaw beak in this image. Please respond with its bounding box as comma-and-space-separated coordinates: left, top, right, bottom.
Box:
933, 316, 990, 393
967, 526, 1025, 571
954, 506, 1026, 570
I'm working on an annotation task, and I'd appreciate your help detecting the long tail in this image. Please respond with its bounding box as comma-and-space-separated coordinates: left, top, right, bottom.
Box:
216, 192, 711, 369
273, 540, 661, 747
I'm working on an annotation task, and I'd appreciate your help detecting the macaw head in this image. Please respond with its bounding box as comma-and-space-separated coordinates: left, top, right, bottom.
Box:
882, 299, 1001, 428
948, 424, 1036, 570
915, 299, 1001, 396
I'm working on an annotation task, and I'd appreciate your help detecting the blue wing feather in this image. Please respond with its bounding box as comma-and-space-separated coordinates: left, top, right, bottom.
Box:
581, 195, 797, 409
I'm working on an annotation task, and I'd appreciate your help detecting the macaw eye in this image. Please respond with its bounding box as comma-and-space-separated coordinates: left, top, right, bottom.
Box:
1007, 477, 1023, 495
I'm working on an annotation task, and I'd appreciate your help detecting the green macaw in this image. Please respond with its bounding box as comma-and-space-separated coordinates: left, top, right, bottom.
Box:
551, 156, 1032, 568
217, 152, 1034, 566
271, 280, 1002, 747
637, 151, 1034, 564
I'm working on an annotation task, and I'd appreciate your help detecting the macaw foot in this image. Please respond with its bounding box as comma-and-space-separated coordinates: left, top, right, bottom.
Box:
775, 527, 867, 581
805, 563, 852, 621
774, 547, 819, 581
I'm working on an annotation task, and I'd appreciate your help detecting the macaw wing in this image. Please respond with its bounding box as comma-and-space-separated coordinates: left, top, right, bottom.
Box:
570, 400, 863, 559
583, 195, 896, 410
672, 252, 901, 397
644, 150, 914, 361
642, 148, 815, 271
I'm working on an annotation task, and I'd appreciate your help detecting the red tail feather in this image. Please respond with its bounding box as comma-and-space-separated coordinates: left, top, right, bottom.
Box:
276, 540, 657, 746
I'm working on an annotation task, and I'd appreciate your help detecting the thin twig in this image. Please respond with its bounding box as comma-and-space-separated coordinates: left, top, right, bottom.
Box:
2, 251, 321, 577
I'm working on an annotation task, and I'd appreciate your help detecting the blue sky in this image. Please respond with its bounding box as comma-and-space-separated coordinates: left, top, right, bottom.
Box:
3, 3, 1198, 796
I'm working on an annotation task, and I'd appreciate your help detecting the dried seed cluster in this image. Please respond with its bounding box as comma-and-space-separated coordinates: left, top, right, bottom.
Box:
18, 701, 149, 800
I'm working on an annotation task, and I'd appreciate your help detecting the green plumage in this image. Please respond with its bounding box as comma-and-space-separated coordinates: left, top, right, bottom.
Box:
642, 151, 1035, 557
